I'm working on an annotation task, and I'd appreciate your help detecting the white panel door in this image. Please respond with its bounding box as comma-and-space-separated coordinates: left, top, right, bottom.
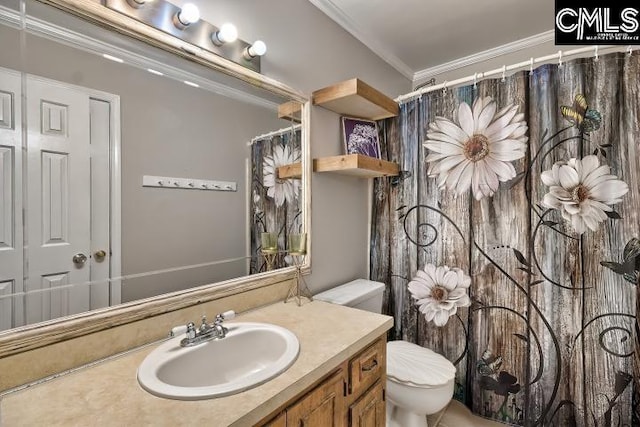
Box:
26, 76, 91, 324
0, 68, 23, 331
89, 98, 111, 310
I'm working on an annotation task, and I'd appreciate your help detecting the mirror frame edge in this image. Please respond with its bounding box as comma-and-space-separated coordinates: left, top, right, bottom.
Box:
0, 0, 311, 358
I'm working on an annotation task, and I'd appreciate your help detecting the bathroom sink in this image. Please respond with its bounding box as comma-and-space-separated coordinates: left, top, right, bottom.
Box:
137, 322, 300, 400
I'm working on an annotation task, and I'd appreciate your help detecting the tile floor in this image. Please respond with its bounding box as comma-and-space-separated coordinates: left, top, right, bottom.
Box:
427, 400, 506, 427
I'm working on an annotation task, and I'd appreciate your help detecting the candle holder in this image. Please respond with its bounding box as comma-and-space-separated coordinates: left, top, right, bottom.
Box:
285, 233, 312, 306
260, 232, 278, 271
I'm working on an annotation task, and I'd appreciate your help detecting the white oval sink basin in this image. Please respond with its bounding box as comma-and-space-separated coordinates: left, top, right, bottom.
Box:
137, 322, 299, 400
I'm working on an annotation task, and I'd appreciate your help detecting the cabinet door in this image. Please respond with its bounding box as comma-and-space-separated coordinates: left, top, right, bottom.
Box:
349, 381, 385, 427
286, 370, 346, 427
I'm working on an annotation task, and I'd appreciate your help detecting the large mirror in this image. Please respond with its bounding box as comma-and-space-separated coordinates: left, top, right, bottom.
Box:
0, 0, 308, 343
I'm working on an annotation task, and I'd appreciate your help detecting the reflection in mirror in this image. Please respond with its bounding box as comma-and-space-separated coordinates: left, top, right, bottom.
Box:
0, 0, 306, 333
249, 123, 302, 273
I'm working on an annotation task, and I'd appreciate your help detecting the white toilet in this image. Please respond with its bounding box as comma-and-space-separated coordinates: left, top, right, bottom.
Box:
315, 279, 456, 427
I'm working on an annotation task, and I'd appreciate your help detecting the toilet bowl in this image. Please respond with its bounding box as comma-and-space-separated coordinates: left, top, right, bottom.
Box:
386, 340, 455, 427
315, 280, 455, 427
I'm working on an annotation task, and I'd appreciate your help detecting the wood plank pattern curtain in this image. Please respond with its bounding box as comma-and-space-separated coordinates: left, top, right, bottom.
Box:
249, 130, 302, 273
371, 51, 640, 426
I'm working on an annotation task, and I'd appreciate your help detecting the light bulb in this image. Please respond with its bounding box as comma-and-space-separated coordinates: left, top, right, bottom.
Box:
211, 23, 238, 45
245, 40, 267, 59
177, 3, 200, 26
219, 23, 238, 43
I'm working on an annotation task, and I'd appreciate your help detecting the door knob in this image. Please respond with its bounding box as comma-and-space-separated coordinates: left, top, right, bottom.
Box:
94, 250, 107, 262
72, 253, 88, 265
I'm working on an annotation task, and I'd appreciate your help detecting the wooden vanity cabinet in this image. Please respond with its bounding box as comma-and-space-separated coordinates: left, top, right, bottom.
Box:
259, 336, 386, 427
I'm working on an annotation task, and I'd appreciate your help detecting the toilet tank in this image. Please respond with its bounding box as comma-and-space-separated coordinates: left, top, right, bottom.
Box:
314, 279, 385, 313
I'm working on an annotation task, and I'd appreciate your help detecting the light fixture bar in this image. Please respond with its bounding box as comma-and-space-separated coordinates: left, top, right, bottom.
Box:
105, 0, 261, 72
125, 0, 149, 9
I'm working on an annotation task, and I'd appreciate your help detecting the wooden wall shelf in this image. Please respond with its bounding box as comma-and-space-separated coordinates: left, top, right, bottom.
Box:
312, 78, 399, 120
277, 163, 302, 179
313, 154, 399, 178
277, 101, 302, 123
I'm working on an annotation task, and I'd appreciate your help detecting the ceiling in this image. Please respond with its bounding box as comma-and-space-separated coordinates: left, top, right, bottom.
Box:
308, 0, 554, 82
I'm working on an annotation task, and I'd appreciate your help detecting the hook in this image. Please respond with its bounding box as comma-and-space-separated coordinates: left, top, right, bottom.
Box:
473, 72, 478, 88
594, 45, 599, 61
627, 45, 634, 56
500, 65, 506, 82
529, 57, 535, 75
558, 50, 563, 67
442, 81, 448, 95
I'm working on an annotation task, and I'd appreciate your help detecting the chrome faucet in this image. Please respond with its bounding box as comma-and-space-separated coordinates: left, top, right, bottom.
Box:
176, 310, 236, 347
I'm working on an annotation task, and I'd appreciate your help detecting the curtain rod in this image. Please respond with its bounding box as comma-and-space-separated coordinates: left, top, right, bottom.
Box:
396, 44, 635, 104
248, 123, 302, 146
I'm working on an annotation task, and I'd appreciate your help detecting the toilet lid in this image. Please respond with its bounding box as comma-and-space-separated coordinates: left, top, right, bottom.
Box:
387, 341, 456, 387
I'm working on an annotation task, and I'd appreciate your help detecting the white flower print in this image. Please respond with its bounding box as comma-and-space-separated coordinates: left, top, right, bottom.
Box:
347, 123, 379, 157
263, 144, 301, 207
424, 96, 528, 200
408, 263, 471, 327
541, 155, 629, 234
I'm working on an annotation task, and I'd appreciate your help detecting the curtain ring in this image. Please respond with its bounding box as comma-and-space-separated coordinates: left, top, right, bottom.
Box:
473, 72, 478, 88
594, 45, 599, 61
501, 65, 506, 82
529, 57, 534, 75
442, 81, 448, 95
558, 50, 563, 67
627, 45, 634, 56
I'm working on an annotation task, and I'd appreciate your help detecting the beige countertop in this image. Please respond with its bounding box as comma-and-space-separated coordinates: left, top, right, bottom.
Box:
0, 300, 393, 427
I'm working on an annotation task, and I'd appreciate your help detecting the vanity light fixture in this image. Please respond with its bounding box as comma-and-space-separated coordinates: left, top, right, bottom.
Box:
106, 0, 263, 72
211, 23, 238, 46
173, 3, 200, 29
103, 53, 124, 63
244, 40, 267, 60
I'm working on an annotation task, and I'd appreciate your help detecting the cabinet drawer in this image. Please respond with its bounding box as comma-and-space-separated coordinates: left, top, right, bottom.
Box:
349, 338, 385, 396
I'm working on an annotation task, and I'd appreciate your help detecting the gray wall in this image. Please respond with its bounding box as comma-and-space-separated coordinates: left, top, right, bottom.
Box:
174, 0, 412, 293
0, 26, 287, 301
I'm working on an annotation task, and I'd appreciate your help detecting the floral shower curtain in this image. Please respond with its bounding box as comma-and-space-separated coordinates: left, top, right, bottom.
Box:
371, 51, 640, 426
249, 129, 302, 274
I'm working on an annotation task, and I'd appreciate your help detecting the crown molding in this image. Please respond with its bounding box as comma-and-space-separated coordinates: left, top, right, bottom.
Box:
0, 5, 278, 110
307, 0, 414, 79
413, 30, 555, 86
